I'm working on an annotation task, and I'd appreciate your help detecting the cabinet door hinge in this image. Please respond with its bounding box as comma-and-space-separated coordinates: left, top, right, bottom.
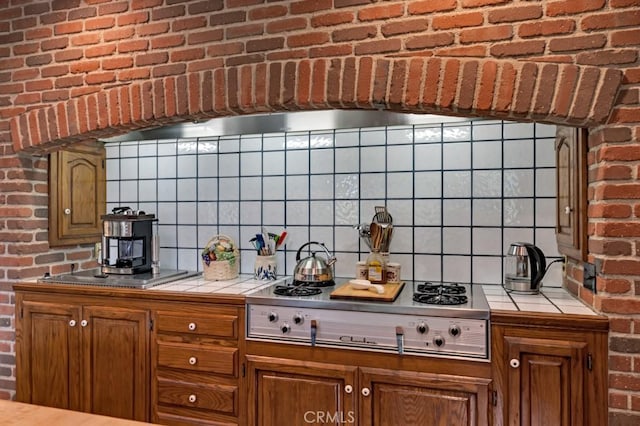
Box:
587, 353, 593, 371
242, 363, 246, 378
149, 318, 154, 331
491, 390, 498, 406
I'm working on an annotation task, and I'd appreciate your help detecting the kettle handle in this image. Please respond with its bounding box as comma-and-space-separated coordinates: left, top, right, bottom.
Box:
295, 242, 337, 266
525, 244, 547, 287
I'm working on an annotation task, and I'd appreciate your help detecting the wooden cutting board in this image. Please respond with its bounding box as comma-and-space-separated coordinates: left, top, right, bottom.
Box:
329, 281, 405, 302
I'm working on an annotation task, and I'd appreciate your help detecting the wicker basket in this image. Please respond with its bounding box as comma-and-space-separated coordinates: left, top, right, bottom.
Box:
201, 235, 240, 281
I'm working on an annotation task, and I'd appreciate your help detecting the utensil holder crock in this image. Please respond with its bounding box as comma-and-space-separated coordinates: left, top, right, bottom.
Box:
254, 255, 277, 280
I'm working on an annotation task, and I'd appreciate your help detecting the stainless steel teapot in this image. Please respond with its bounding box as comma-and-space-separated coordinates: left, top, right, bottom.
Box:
293, 242, 337, 286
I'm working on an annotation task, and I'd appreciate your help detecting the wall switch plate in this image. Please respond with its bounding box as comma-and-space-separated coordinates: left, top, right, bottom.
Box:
583, 262, 596, 293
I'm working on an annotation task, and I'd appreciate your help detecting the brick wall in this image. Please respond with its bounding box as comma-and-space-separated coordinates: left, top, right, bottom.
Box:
1, 0, 639, 423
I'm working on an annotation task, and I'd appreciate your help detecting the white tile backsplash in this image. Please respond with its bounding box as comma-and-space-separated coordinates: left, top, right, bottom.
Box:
105, 117, 558, 283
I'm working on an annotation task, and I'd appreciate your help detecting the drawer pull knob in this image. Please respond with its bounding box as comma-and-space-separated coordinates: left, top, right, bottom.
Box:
188, 322, 197, 331
361, 387, 370, 397
345, 385, 353, 394
188, 394, 197, 403
69, 320, 76, 327
80, 320, 88, 327
189, 356, 197, 365
510, 358, 520, 368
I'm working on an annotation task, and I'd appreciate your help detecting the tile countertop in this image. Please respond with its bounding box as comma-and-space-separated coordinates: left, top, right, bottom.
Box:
151, 274, 597, 316
482, 284, 597, 315
147, 274, 283, 295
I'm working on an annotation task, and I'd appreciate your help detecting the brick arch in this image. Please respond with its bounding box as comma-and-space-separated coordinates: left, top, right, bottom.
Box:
10, 56, 622, 153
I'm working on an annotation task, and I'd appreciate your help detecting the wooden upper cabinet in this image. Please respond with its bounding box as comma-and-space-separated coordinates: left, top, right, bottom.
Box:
555, 127, 587, 261
49, 143, 106, 247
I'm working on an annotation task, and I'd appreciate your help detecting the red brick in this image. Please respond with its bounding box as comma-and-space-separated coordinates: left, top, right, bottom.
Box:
577, 50, 638, 66
354, 39, 401, 55
358, 4, 404, 21
599, 146, 640, 162
436, 45, 486, 57
475, 60, 497, 112
288, 32, 329, 48
333, 25, 377, 42
290, 0, 332, 15
85, 16, 115, 31
372, 58, 390, 105
609, 356, 633, 373
433, 12, 484, 30
611, 373, 640, 391
601, 295, 640, 313
341, 57, 357, 107
547, 0, 606, 16
610, 107, 640, 123
355, 56, 373, 107
247, 37, 284, 53
406, 33, 454, 50
550, 34, 607, 53
614, 28, 640, 48
266, 18, 307, 34
172, 17, 207, 32
460, 25, 512, 43
596, 222, 640, 238
209, 11, 246, 27
589, 238, 633, 256
590, 165, 634, 181
311, 59, 327, 107
597, 184, 640, 201
495, 62, 516, 113
408, 0, 456, 14
151, 4, 185, 21
404, 58, 424, 108
309, 44, 352, 58
311, 11, 354, 28
382, 18, 430, 37
488, 5, 542, 23
490, 40, 545, 57
532, 63, 558, 117
462, 0, 509, 7
609, 317, 633, 333
611, 0, 640, 6
457, 60, 479, 111
188, 30, 224, 45
581, 10, 640, 30
249, 5, 287, 21
440, 58, 460, 109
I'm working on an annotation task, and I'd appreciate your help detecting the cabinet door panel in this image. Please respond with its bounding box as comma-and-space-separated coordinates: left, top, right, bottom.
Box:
555, 126, 587, 260
49, 145, 106, 246
247, 356, 357, 426
83, 306, 150, 421
360, 367, 490, 426
16, 301, 82, 410
505, 336, 586, 426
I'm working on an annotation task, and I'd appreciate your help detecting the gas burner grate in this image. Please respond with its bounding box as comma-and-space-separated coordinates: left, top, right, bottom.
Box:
413, 282, 468, 305
416, 282, 466, 295
413, 293, 468, 305
292, 280, 335, 288
273, 285, 322, 297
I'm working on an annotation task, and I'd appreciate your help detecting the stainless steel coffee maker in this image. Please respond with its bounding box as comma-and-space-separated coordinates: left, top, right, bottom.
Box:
101, 207, 159, 275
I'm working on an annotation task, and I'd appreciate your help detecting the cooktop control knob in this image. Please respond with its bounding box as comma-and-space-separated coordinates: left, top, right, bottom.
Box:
293, 313, 304, 325
449, 325, 461, 337
268, 312, 278, 322
281, 323, 290, 334
433, 335, 445, 347
416, 322, 428, 334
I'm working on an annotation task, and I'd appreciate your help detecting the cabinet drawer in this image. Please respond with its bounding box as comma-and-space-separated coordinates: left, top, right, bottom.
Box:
157, 342, 237, 376
156, 312, 238, 339
157, 377, 237, 415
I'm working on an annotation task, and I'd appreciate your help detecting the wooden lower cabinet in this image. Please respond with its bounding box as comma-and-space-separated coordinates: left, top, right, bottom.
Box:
152, 305, 245, 426
16, 296, 150, 421
491, 312, 609, 426
247, 355, 490, 426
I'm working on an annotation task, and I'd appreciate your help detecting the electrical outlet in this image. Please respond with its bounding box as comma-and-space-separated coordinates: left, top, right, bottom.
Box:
583, 262, 596, 293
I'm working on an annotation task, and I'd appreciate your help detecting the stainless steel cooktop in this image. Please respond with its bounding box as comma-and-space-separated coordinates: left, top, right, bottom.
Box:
38, 268, 198, 289
246, 279, 490, 359
246, 278, 490, 319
